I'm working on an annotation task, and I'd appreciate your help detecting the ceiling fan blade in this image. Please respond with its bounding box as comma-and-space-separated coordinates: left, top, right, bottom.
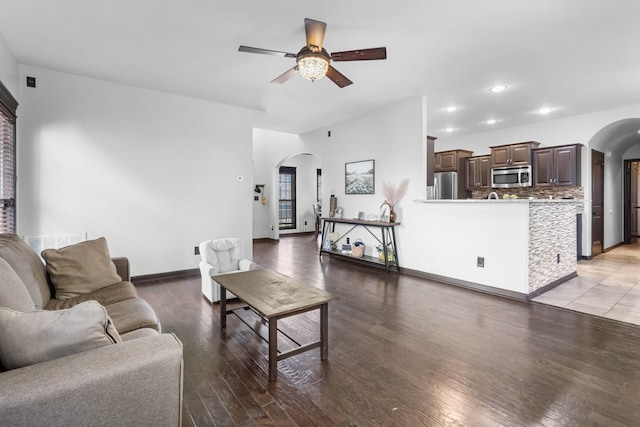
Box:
331, 47, 387, 61
325, 65, 353, 88
239, 45, 296, 58
271, 66, 299, 84
304, 18, 327, 52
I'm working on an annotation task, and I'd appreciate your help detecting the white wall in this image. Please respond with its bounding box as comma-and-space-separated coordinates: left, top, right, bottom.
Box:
252, 128, 320, 239
302, 96, 428, 264
437, 103, 640, 253
252, 134, 272, 239
17, 65, 257, 276
623, 144, 640, 159
0, 29, 18, 98
414, 201, 530, 293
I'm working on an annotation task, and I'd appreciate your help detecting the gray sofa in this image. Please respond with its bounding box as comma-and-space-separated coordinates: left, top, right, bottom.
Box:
0, 233, 183, 427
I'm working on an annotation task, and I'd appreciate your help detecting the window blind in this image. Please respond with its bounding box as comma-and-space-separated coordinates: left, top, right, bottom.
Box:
0, 81, 17, 234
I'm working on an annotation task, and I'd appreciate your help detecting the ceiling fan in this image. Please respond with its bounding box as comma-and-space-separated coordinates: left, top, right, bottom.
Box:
239, 18, 387, 88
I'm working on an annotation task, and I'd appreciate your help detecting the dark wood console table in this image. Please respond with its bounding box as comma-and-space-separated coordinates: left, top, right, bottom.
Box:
319, 217, 400, 272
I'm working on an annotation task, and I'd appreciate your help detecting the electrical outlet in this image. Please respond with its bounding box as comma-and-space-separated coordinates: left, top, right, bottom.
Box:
477, 256, 485, 268
254, 196, 259, 201
194, 246, 200, 255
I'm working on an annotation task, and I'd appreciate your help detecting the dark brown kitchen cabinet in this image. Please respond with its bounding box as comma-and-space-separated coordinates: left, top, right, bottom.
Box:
465, 155, 491, 190
435, 149, 473, 172
533, 144, 582, 187
490, 141, 540, 168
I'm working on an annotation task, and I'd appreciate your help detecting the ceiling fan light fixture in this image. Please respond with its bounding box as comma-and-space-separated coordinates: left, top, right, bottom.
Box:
297, 54, 329, 82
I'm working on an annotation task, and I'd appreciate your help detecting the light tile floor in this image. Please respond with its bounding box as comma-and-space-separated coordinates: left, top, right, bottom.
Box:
533, 242, 640, 326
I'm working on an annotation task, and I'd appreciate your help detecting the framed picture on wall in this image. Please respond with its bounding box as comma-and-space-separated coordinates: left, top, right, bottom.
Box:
345, 159, 375, 195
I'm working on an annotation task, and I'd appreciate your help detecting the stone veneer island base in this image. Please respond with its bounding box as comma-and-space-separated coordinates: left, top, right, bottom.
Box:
409, 199, 583, 300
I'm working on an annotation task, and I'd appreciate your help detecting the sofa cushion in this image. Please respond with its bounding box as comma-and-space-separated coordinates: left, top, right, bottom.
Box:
45, 281, 138, 310
0, 301, 121, 370
0, 257, 36, 312
0, 233, 51, 309
105, 298, 161, 334
120, 327, 160, 341
42, 237, 122, 300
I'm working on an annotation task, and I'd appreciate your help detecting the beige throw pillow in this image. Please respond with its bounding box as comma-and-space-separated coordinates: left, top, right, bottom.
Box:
0, 257, 36, 312
0, 301, 121, 370
42, 237, 122, 300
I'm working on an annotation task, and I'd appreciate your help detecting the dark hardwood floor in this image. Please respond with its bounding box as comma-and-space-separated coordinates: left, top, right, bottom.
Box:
136, 235, 640, 426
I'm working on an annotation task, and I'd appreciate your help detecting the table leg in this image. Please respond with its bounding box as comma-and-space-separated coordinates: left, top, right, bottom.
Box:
220, 286, 227, 329
320, 303, 328, 360
382, 227, 389, 271
269, 317, 278, 381
390, 226, 399, 270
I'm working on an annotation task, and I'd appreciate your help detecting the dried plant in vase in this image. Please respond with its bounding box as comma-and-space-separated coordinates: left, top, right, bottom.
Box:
382, 179, 409, 222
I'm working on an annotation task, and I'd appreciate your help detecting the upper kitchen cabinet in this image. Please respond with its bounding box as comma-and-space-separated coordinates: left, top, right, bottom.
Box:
435, 149, 473, 172
490, 141, 540, 168
465, 155, 491, 190
534, 144, 582, 187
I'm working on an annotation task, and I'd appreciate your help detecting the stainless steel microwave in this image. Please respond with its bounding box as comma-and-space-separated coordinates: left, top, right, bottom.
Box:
491, 165, 532, 188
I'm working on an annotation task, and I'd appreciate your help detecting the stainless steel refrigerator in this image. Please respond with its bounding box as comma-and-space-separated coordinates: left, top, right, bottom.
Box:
434, 171, 458, 199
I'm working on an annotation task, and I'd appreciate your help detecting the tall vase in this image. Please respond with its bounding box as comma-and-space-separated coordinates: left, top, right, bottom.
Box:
329, 195, 337, 217
389, 207, 396, 223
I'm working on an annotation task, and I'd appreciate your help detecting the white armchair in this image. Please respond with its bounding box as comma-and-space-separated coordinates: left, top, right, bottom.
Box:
198, 238, 252, 303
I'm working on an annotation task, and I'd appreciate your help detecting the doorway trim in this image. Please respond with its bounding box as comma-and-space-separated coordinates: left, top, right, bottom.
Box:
623, 159, 640, 244
591, 149, 605, 256
271, 152, 322, 240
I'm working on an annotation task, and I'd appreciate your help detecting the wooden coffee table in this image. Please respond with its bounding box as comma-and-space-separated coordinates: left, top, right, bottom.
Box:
214, 269, 336, 381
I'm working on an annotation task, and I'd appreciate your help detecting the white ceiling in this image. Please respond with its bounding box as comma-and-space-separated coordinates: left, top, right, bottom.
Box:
0, 0, 639, 136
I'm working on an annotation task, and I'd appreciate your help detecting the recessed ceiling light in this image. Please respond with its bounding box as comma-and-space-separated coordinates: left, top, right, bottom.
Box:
485, 119, 497, 125
445, 128, 455, 132
445, 106, 458, 112
537, 107, 554, 114
489, 85, 508, 93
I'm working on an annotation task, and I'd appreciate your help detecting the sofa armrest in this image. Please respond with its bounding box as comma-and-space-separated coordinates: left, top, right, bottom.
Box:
199, 260, 217, 279
112, 257, 130, 281
0, 333, 183, 427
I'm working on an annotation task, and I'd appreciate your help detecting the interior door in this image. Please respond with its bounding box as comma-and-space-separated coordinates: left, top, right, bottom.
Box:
624, 160, 639, 243
624, 161, 631, 243
591, 150, 604, 256
632, 163, 639, 241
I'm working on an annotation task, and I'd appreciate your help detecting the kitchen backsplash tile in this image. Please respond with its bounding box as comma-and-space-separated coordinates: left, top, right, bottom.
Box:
527, 202, 578, 294
472, 187, 584, 200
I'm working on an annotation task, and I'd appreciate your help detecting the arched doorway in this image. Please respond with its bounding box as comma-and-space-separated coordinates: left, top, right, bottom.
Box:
270, 152, 322, 240
587, 118, 640, 254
